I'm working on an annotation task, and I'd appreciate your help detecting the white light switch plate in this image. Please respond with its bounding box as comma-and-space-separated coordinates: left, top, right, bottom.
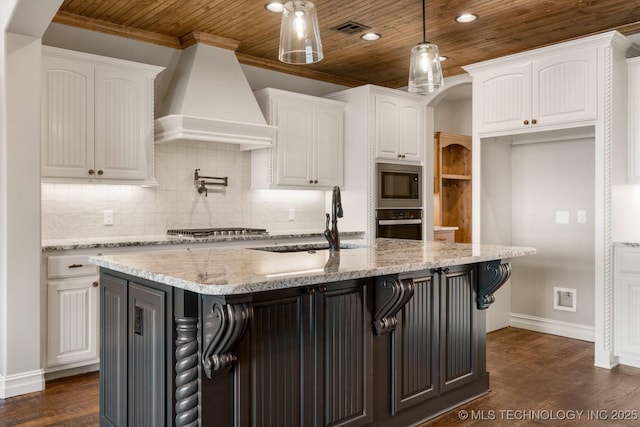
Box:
555, 211, 570, 224
577, 210, 587, 224
288, 208, 295, 221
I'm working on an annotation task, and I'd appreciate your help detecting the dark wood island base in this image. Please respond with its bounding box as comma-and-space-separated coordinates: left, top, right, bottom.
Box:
99, 259, 510, 427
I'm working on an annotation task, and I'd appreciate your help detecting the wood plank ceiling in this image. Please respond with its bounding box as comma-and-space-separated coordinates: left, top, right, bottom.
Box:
53, 0, 640, 88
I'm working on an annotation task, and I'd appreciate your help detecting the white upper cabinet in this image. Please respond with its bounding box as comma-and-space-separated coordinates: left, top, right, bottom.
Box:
252, 88, 345, 190
468, 48, 597, 135
375, 93, 423, 162
628, 57, 640, 184
41, 46, 163, 184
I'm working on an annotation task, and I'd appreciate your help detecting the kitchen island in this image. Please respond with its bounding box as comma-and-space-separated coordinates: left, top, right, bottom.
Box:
91, 238, 535, 427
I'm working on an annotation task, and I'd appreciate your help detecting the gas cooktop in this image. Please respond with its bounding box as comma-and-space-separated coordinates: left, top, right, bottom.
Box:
166, 228, 268, 238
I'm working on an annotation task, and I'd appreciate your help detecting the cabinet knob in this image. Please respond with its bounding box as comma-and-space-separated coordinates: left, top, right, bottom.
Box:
92, 281, 99, 288
88, 169, 95, 175
307, 287, 316, 295
397, 154, 402, 158
531, 119, 537, 125
97, 170, 104, 176
523, 120, 529, 125
401, 154, 406, 158
318, 285, 327, 293
314, 180, 318, 184
309, 180, 314, 184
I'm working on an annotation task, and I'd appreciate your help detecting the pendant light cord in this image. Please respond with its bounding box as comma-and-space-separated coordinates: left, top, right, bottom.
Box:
422, 0, 426, 43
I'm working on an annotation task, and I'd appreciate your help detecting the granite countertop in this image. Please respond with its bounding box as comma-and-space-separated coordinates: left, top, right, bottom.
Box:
42, 230, 364, 251
89, 238, 536, 296
614, 242, 640, 247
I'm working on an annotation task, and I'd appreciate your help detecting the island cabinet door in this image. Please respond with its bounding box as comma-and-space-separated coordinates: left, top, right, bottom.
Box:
391, 272, 439, 414
100, 272, 173, 427
100, 274, 127, 427
234, 288, 313, 427
127, 282, 168, 427
438, 265, 478, 394
313, 279, 373, 427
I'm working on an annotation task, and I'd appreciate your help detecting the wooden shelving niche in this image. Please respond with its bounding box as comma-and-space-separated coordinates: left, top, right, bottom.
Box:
434, 131, 472, 243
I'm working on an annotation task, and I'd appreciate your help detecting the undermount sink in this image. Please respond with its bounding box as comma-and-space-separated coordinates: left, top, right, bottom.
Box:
250, 243, 367, 253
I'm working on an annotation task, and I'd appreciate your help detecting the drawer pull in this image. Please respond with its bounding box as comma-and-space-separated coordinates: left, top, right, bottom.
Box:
68, 263, 84, 269
92, 281, 99, 288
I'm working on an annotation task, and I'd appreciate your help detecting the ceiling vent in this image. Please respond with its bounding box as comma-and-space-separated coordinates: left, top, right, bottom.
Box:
332, 21, 370, 34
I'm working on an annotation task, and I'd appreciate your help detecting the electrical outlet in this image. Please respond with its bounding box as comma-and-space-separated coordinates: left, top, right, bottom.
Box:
103, 210, 114, 226
553, 287, 577, 312
288, 208, 295, 221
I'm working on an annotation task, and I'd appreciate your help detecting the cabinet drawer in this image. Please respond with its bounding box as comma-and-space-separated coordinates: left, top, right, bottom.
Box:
434, 230, 455, 242
48, 254, 98, 279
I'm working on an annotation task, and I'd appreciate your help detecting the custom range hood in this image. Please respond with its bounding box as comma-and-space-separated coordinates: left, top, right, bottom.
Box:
155, 34, 276, 150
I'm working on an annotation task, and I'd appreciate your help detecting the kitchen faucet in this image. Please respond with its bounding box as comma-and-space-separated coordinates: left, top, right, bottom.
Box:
324, 186, 343, 251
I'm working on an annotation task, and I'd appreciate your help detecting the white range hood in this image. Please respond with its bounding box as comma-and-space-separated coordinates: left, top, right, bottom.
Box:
155, 42, 276, 150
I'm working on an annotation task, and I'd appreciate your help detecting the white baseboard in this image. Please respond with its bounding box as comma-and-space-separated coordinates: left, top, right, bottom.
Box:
0, 369, 45, 399
510, 313, 595, 342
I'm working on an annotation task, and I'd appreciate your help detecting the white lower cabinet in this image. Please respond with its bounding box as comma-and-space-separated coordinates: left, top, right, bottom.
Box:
45, 253, 101, 371
47, 276, 100, 368
615, 245, 640, 368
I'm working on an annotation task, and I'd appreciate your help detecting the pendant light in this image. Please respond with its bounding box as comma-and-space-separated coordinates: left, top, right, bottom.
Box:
408, 0, 443, 94
279, 0, 323, 65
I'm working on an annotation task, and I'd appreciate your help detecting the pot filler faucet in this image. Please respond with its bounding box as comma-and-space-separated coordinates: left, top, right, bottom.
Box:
324, 186, 343, 251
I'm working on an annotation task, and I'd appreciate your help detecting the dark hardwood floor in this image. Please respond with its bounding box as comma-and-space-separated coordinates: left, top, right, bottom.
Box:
1, 327, 639, 426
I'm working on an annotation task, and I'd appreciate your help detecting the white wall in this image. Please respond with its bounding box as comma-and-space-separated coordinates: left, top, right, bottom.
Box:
433, 97, 472, 135
510, 138, 595, 328
1, 0, 62, 399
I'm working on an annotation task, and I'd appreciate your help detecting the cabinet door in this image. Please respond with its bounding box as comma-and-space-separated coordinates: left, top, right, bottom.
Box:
41, 56, 95, 178
313, 104, 344, 187
314, 280, 373, 427
399, 101, 423, 162
47, 276, 99, 367
616, 273, 640, 365
128, 282, 167, 427
375, 94, 402, 160
94, 66, 150, 181
475, 63, 531, 134
439, 265, 477, 394
100, 274, 127, 427
274, 98, 314, 186
391, 273, 439, 413
532, 49, 597, 127
235, 290, 312, 427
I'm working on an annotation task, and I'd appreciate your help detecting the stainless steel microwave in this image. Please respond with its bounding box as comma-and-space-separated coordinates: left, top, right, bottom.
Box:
376, 163, 423, 208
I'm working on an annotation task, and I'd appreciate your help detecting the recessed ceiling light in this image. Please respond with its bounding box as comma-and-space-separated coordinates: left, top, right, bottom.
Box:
265, 2, 284, 13
361, 32, 381, 41
455, 13, 478, 23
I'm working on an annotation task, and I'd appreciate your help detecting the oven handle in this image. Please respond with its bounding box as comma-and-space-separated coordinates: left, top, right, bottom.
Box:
378, 219, 423, 226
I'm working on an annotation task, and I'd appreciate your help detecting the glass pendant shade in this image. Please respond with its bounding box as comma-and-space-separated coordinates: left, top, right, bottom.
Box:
408, 41, 443, 94
279, 0, 323, 65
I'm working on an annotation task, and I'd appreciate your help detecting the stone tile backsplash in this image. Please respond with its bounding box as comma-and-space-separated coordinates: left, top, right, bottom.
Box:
41, 141, 327, 239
